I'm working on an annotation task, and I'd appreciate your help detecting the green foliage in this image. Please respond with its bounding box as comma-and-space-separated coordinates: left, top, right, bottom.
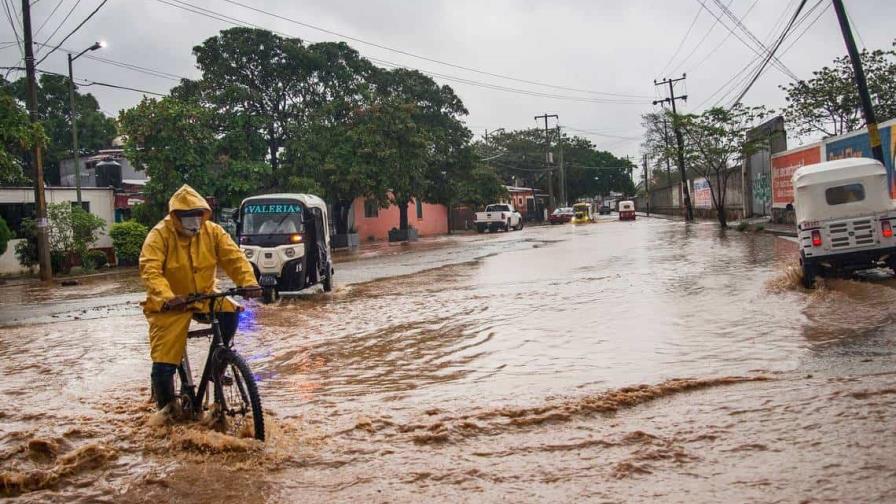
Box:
130, 202, 165, 229
14, 218, 38, 268
0, 215, 10, 255
781, 43, 896, 138
82, 250, 109, 271
109, 220, 149, 266
0, 88, 44, 185
47, 203, 106, 257
9, 74, 116, 184
736, 221, 749, 232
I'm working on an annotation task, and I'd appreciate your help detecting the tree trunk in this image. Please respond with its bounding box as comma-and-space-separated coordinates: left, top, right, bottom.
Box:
398, 201, 409, 231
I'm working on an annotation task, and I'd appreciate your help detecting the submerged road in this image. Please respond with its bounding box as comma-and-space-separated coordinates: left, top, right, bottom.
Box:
2, 216, 895, 502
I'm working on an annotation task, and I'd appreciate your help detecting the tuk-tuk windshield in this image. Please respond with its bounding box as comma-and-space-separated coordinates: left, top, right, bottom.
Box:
241, 201, 304, 235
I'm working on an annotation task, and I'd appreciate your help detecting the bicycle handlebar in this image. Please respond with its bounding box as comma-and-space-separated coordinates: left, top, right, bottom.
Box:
164, 287, 260, 310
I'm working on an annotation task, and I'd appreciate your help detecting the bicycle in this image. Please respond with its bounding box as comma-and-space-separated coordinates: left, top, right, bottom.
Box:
171, 288, 265, 441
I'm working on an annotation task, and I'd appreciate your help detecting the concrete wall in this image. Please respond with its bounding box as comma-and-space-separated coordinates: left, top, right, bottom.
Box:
353, 197, 448, 242
0, 239, 28, 275
0, 187, 115, 248
639, 167, 745, 221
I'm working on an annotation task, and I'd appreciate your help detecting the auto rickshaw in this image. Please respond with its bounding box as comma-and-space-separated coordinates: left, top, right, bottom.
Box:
618, 200, 636, 220
236, 193, 333, 302
570, 202, 594, 224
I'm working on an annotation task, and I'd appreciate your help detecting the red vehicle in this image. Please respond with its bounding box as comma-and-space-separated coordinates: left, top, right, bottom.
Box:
618, 200, 636, 221
549, 207, 574, 224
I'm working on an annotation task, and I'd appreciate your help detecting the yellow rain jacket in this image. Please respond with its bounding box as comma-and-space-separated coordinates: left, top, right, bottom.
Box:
140, 185, 258, 364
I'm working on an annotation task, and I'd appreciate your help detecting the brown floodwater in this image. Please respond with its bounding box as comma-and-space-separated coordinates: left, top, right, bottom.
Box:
2, 217, 896, 502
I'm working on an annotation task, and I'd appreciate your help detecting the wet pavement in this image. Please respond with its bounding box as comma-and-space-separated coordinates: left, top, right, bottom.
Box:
2, 216, 895, 502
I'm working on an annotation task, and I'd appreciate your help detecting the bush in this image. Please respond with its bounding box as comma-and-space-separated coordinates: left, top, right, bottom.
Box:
109, 220, 149, 266
82, 249, 109, 271
14, 218, 38, 268
736, 221, 749, 232
0, 215, 10, 256
15, 204, 106, 273
131, 202, 165, 229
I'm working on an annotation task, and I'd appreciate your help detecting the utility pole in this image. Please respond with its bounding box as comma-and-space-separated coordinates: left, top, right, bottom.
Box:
556, 125, 566, 206
643, 154, 650, 217
22, 0, 52, 281
831, 0, 884, 164
654, 75, 694, 221
661, 115, 673, 182
535, 114, 558, 208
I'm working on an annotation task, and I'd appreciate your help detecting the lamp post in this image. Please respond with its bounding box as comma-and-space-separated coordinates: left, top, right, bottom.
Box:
68, 41, 103, 205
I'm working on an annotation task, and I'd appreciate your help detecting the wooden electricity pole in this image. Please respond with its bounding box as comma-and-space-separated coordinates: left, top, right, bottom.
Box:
654, 75, 694, 221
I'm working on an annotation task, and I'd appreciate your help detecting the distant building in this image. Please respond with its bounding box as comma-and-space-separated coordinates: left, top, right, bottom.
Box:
351, 196, 448, 242
58, 148, 148, 221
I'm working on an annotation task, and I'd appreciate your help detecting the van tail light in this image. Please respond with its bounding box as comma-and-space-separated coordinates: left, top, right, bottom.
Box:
882, 220, 893, 238
811, 229, 822, 247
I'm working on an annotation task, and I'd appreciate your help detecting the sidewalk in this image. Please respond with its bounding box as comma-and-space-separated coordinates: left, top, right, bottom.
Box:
636, 212, 797, 237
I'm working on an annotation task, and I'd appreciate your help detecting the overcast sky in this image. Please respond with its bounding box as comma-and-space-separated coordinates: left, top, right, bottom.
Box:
3, 0, 895, 161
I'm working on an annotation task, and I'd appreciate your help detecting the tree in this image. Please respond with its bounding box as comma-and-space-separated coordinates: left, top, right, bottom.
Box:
0, 83, 45, 185
0, 215, 10, 256
184, 28, 312, 180
119, 97, 216, 215
679, 104, 771, 228
9, 74, 116, 184
781, 43, 896, 138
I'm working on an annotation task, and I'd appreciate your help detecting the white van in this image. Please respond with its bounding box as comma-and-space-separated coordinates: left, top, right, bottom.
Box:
793, 158, 896, 288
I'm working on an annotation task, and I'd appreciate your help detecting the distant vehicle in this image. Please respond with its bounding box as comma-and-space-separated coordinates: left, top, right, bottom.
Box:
549, 207, 574, 224
598, 204, 611, 215
793, 158, 896, 288
237, 193, 333, 302
474, 203, 523, 232
570, 202, 594, 224
618, 200, 636, 220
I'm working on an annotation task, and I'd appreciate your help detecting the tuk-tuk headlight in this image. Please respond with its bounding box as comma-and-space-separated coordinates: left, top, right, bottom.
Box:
285, 248, 296, 258
244, 249, 254, 259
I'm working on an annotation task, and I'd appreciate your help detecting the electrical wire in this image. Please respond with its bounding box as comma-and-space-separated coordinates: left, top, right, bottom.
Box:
34, 0, 66, 36
217, 0, 654, 99
0, 65, 166, 95
728, 0, 808, 107
658, 6, 702, 78
708, 0, 800, 80
153, 0, 652, 105
36, 0, 107, 65
2, 0, 22, 58
680, 0, 758, 75
30, 40, 188, 80
36, 0, 80, 55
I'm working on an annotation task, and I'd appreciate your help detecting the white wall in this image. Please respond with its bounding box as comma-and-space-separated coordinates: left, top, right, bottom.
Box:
0, 239, 29, 275
0, 187, 115, 248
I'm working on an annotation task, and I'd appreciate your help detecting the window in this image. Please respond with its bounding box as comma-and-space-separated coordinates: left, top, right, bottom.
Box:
416, 199, 424, 219
0, 203, 36, 236
825, 183, 865, 205
363, 198, 379, 218
485, 204, 510, 212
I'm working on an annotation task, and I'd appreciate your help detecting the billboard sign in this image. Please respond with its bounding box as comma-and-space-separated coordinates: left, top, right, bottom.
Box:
824, 121, 895, 197
771, 143, 822, 208
693, 178, 712, 209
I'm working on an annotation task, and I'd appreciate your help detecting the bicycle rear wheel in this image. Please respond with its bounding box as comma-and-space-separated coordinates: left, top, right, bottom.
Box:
210, 350, 265, 441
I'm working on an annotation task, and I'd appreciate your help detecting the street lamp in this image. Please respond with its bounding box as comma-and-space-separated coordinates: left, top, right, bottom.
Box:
68, 41, 103, 205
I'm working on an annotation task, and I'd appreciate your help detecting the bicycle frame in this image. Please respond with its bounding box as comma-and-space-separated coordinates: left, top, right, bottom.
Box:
178, 295, 230, 417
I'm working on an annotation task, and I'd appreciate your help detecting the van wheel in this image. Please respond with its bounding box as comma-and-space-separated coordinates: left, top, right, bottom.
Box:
801, 261, 816, 289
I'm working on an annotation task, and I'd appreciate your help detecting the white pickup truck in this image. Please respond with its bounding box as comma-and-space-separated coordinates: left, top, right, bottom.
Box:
474, 204, 523, 233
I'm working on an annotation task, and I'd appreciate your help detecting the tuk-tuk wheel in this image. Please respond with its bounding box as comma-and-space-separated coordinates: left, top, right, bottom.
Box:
801, 261, 816, 289
262, 288, 278, 304
323, 271, 333, 292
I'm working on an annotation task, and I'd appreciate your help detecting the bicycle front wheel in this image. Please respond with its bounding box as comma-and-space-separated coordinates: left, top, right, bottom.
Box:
211, 350, 265, 441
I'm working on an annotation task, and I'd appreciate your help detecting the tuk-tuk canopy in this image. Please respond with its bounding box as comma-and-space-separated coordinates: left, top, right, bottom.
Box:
619, 200, 635, 211
792, 158, 892, 224
573, 202, 591, 210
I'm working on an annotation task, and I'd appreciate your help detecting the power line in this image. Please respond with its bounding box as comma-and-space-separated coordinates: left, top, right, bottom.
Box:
728, 0, 808, 107
2, 0, 22, 58
153, 0, 653, 105
217, 0, 654, 99
31, 40, 188, 80
658, 6, 702, 78
0, 65, 166, 95
37, 0, 79, 55
681, 0, 758, 75
36, 0, 106, 65
693, 0, 799, 81
34, 0, 65, 36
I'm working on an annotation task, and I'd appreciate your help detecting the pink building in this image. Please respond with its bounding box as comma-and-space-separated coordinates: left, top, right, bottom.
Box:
352, 196, 448, 242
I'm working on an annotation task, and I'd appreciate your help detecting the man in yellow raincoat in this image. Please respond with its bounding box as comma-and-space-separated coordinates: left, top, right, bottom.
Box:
140, 185, 261, 412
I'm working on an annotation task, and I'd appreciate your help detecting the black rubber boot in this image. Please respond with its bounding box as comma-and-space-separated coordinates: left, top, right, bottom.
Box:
150, 362, 178, 411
